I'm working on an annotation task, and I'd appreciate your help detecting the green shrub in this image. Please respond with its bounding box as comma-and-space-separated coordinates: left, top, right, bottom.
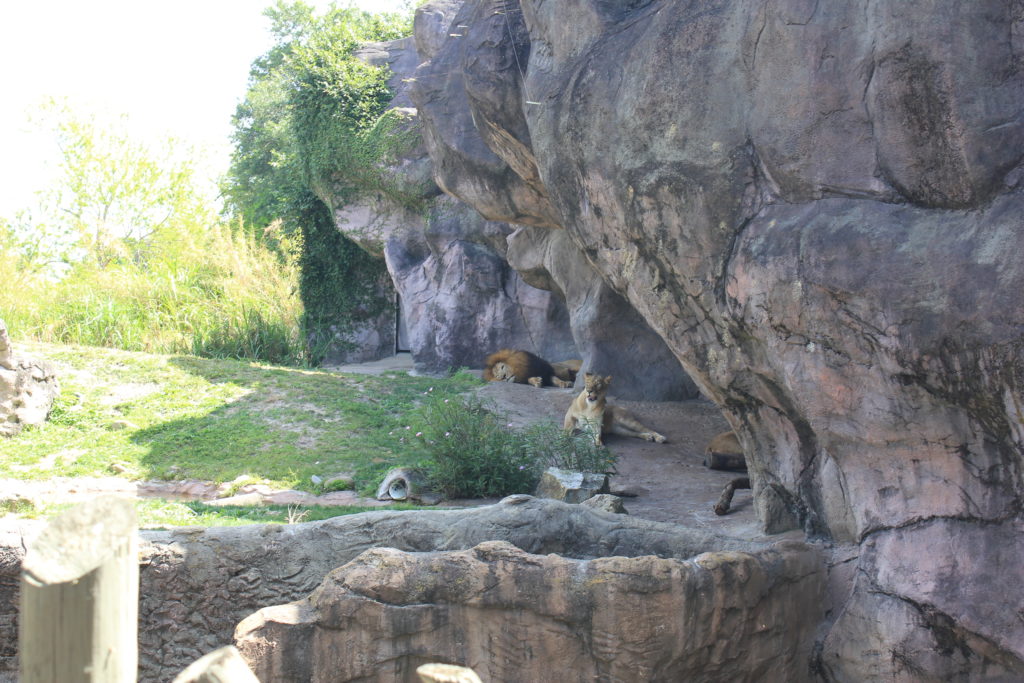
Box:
223, 4, 415, 360
401, 396, 617, 499
520, 422, 619, 475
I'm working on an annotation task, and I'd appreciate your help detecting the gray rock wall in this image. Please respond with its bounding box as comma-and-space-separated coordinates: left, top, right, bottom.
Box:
325, 33, 578, 373
334, 14, 698, 397
409, 0, 1024, 678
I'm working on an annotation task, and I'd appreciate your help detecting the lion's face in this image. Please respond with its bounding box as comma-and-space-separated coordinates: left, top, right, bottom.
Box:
493, 361, 516, 381
583, 373, 611, 401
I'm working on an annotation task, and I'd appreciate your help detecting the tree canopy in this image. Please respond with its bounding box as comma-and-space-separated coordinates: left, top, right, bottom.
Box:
223, 1, 414, 353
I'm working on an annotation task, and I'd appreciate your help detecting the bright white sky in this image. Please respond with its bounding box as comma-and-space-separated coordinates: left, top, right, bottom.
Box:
0, 0, 409, 218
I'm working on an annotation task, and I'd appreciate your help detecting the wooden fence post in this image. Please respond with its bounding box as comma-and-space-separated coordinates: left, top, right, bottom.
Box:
19, 496, 138, 682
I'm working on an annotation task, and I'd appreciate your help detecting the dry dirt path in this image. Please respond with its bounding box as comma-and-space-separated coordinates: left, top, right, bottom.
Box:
475, 379, 764, 540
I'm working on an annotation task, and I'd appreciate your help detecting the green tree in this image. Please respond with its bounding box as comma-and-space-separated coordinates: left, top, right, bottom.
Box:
30, 98, 216, 269
0, 101, 307, 365
223, 1, 414, 359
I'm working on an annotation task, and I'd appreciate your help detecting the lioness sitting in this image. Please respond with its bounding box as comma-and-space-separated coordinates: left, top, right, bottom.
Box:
483, 349, 576, 388
563, 373, 667, 444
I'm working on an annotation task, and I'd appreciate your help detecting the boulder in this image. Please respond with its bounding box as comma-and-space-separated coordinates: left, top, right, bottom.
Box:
534, 466, 608, 504
0, 320, 59, 437
409, 0, 1024, 677
0, 497, 790, 680
235, 540, 823, 682
580, 493, 627, 514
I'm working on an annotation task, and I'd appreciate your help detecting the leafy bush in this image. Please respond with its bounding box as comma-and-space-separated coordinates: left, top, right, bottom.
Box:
400, 396, 618, 499
520, 423, 619, 475
223, 3, 416, 356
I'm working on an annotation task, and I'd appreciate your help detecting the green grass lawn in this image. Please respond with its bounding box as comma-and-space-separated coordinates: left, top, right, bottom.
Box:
0, 342, 481, 527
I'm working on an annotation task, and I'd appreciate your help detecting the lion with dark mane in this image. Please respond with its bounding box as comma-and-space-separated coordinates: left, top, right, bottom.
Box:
483, 349, 578, 388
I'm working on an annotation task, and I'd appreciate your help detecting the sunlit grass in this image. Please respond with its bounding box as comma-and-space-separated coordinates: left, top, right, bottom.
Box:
0, 342, 482, 526
0, 224, 309, 365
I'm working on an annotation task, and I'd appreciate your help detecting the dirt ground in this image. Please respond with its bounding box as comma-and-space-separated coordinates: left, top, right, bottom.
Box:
475, 379, 763, 540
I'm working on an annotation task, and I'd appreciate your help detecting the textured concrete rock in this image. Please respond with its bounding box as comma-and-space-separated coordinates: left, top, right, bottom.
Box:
534, 466, 609, 504
236, 540, 823, 682
580, 493, 627, 514
507, 226, 698, 400
385, 195, 578, 371
0, 497, 788, 681
407, 3, 696, 398
409, 0, 1024, 677
0, 321, 59, 437
409, 1, 562, 229
327, 32, 578, 372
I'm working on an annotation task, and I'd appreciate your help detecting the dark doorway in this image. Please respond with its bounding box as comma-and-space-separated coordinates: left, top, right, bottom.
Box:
395, 293, 411, 353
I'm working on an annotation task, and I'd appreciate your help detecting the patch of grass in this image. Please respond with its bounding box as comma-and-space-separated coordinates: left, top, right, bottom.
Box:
0, 498, 432, 528
1, 224, 312, 366
0, 342, 481, 507
137, 500, 431, 529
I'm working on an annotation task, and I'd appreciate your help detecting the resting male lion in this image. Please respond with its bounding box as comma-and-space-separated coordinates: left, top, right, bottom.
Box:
483, 349, 577, 388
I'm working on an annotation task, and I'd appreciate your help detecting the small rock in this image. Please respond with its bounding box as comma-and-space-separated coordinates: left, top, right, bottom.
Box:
324, 474, 355, 491
581, 494, 628, 514
609, 485, 647, 498
501, 494, 534, 505
0, 319, 60, 436
535, 467, 610, 504
310, 474, 323, 486
410, 492, 444, 506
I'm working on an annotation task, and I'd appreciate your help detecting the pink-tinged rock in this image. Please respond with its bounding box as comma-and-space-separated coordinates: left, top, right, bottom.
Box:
408, 0, 1024, 676
236, 540, 824, 682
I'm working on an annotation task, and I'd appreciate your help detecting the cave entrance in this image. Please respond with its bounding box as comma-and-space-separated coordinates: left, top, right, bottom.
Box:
395, 293, 411, 353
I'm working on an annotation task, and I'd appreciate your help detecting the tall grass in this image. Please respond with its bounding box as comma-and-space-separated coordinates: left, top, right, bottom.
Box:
0, 224, 310, 365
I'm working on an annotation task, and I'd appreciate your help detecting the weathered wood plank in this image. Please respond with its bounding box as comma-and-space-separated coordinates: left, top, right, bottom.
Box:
19, 496, 138, 682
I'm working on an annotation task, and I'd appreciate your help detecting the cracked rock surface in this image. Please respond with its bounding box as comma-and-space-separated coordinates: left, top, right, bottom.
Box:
236, 537, 823, 683
405, 0, 1024, 677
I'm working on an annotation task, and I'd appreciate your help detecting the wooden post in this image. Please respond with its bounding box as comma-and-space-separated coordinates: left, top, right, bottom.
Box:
19, 496, 139, 682
173, 646, 260, 683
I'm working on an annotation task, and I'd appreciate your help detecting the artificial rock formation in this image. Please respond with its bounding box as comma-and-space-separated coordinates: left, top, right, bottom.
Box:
324, 32, 579, 373
236, 540, 823, 682
0, 320, 59, 437
328, 7, 694, 400
406, 0, 1024, 678
0, 497, 795, 681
